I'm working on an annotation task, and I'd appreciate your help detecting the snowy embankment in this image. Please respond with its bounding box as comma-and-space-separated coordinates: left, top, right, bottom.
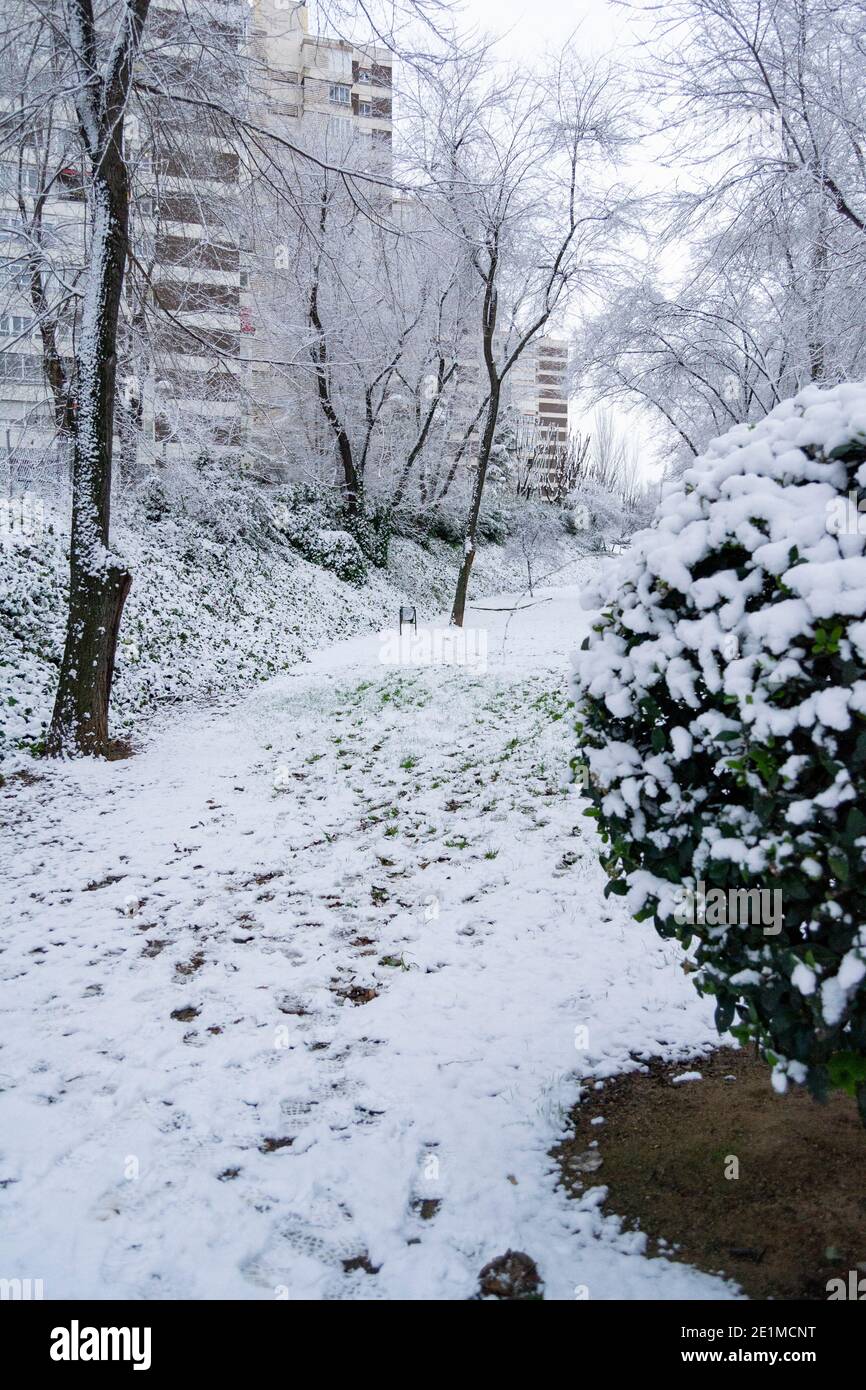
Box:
0, 588, 737, 1300
0, 493, 583, 765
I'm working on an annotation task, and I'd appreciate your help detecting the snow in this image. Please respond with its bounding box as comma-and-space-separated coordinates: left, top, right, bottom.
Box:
821, 949, 866, 1027
791, 963, 817, 996
0, 585, 736, 1301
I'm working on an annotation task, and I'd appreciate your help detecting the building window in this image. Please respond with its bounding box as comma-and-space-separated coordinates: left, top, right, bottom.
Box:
328, 49, 352, 79
0, 315, 35, 338
0, 352, 43, 382
329, 83, 351, 105
357, 67, 372, 84
0, 164, 39, 194
359, 101, 373, 118
328, 116, 353, 141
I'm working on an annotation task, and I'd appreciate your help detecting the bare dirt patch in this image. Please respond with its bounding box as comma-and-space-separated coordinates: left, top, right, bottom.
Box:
105, 738, 136, 761
553, 1047, 866, 1300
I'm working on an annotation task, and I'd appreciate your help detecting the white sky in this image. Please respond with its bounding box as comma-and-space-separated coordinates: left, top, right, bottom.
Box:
461, 0, 638, 61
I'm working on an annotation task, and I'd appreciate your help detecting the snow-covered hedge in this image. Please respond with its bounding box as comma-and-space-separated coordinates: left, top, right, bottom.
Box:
272, 484, 368, 583
574, 382, 866, 1116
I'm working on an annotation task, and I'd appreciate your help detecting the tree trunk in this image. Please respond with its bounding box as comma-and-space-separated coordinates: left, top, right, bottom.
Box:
47, 134, 133, 755
451, 384, 500, 627
48, 563, 132, 755
309, 278, 363, 516
451, 546, 475, 630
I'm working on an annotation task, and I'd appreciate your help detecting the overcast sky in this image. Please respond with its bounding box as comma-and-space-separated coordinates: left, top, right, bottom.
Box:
463, 0, 637, 60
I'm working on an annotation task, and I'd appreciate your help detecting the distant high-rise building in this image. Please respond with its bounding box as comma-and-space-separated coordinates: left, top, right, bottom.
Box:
449, 330, 571, 477
251, 1, 393, 151
508, 335, 570, 453
0, 0, 395, 482
244, 2, 395, 465
140, 0, 249, 462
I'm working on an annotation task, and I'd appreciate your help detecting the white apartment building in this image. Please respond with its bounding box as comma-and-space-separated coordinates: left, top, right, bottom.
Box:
244, 2, 395, 464
0, 149, 85, 490
507, 335, 570, 451
138, 0, 250, 464
0, 1, 395, 482
252, 2, 393, 150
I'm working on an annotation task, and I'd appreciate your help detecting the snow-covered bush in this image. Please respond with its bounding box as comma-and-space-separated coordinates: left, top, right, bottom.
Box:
574, 382, 866, 1117
271, 483, 368, 584
0, 530, 65, 755
391, 483, 517, 550
309, 528, 368, 585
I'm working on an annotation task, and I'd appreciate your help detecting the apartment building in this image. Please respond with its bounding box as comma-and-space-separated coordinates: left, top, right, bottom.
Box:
244, 2, 395, 465
0, 136, 84, 490
508, 335, 571, 453
138, 0, 249, 463
0, 1, 394, 482
252, 1, 393, 148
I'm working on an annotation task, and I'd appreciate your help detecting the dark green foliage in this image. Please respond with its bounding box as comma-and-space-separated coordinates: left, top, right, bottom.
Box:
573, 391, 866, 1111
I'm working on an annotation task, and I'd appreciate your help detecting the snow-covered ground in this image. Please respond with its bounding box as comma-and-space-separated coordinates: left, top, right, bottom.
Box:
0, 587, 737, 1300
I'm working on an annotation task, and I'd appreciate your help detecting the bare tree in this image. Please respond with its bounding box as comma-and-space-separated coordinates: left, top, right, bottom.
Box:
407, 50, 633, 625
584, 0, 866, 467
248, 127, 473, 539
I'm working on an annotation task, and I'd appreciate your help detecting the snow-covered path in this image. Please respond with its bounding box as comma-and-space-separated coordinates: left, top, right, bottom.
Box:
0, 587, 735, 1300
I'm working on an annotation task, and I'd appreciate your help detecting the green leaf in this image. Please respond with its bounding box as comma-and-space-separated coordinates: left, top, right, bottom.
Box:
828, 852, 849, 882
828, 1052, 866, 1097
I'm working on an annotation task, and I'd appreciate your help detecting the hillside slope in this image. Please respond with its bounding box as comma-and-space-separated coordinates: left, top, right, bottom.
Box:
1, 475, 588, 765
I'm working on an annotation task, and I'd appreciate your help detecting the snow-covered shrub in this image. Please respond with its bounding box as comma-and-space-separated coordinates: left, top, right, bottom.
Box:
136, 473, 172, 523
389, 480, 471, 549
271, 483, 368, 584
345, 506, 390, 569
564, 477, 652, 551
426, 498, 467, 547
309, 527, 367, 585
0, 531, 65, 757
574, 382, 866, 1117
477, 490, 510, 544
